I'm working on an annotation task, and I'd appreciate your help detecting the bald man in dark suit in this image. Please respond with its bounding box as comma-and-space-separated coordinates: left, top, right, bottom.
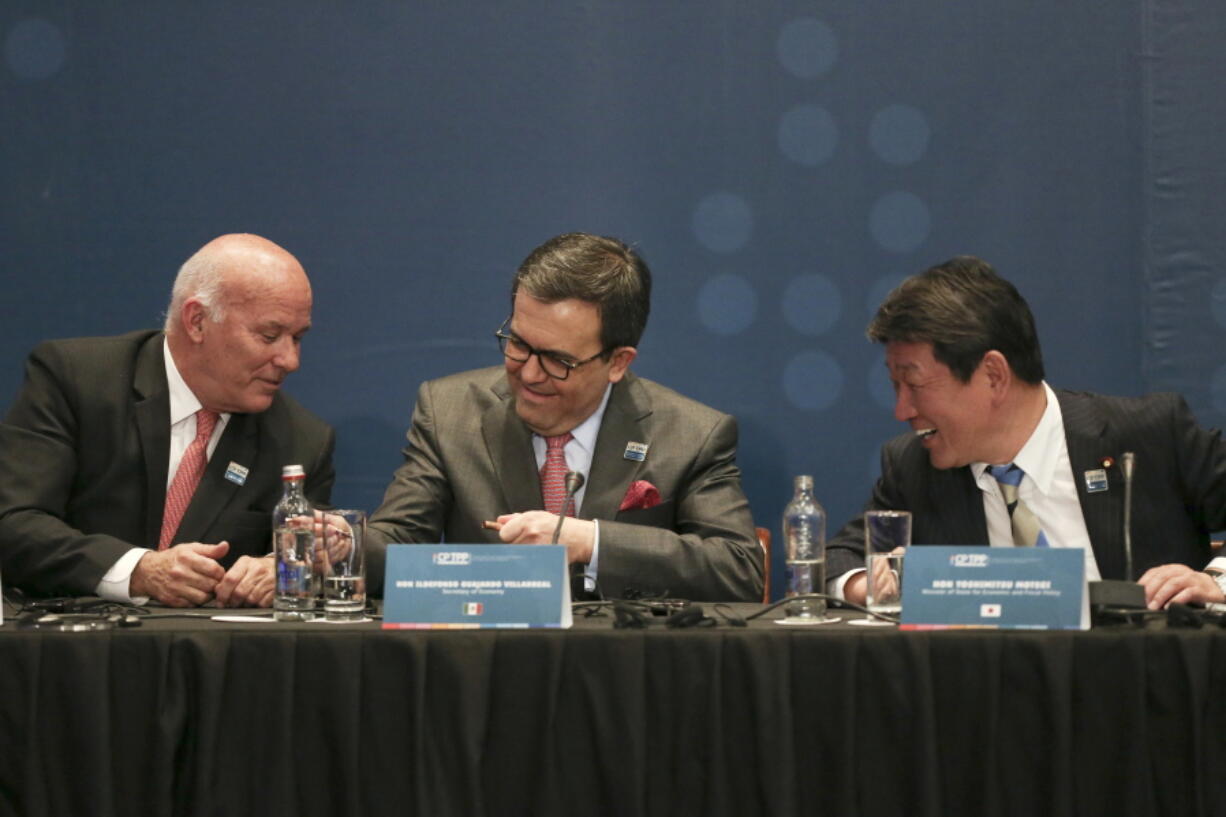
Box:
0, 235, 334, 607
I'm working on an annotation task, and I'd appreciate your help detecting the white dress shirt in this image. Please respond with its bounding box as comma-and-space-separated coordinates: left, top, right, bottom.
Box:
972, 383, 1101, 581
94, 339, 229, 602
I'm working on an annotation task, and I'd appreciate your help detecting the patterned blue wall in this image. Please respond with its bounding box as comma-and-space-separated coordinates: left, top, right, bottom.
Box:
3, 1, 1223, 597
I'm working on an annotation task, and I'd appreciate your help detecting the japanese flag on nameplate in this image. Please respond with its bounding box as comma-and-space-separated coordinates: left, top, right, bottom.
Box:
900, 546, 1086, 630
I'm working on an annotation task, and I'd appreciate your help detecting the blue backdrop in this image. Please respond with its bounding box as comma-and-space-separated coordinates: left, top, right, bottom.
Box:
4, 1, 1224, 597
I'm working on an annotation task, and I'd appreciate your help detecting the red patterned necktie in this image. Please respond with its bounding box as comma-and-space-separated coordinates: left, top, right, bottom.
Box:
540, 433, 575, 515
158, 409, 220, 550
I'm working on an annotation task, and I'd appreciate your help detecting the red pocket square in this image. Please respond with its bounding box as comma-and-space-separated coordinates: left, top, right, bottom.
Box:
619, 480, 661, 512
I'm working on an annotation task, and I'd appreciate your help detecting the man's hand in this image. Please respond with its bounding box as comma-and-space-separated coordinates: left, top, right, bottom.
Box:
214, 554, 276, 608
843, 571, 868, 606
866, 547, 904, 605
1137, 563, 1225, 610
496, 511, 596, 565
313, 511, 355, 571
130, 541, 230, 607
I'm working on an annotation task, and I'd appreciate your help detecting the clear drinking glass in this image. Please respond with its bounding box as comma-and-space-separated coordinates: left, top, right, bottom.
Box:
864, 509, 910, 619
321, 509, 367, 621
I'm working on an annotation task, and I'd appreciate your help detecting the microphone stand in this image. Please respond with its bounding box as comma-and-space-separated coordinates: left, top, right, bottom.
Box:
551, 471, 587, 600
551, 471, 585, 544
1088, 451, 1146, 622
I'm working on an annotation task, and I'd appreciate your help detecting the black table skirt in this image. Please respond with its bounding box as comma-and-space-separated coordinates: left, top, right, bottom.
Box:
2, 609, 1225, 817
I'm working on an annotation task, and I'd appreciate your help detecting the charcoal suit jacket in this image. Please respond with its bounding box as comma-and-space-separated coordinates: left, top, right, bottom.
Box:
0, 330, 335, 596
365, 367, 762, 602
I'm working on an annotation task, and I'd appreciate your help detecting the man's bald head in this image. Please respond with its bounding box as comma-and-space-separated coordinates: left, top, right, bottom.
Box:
165, 234, 309, 333
165, 234, 313, 414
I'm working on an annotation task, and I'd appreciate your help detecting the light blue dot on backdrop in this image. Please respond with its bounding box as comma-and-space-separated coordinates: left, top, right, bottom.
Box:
867, 356, 895, 411
778, 104, 838, 167
777, 18, 838, 79
869, 192, 931, 253
697, 273, 758, 335
869, 104, 931, 165
692, 192, 754, 253
5, 19, 66, 80
1212, 364, 1226, 414
866, 273, 907, 315
782, 274, 841, 335
782, 350, 844, 411
1211, 278, 1226, 329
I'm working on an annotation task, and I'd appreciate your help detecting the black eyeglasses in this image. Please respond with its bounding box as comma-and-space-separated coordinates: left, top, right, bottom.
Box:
495, 318, 608, 381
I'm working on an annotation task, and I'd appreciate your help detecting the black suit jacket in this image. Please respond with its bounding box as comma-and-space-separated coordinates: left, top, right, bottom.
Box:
0, 330, 335, 596
827, 389, 1226, 580
365, 367, 762, 602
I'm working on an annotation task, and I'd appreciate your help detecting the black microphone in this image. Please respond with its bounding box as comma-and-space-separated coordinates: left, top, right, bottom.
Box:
1088, 451, 1146, 622
551, 471, 585, 544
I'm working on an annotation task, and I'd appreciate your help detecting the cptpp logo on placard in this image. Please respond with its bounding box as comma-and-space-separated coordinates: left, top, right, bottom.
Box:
433, 551, 471, 566
950, 553, 989, 568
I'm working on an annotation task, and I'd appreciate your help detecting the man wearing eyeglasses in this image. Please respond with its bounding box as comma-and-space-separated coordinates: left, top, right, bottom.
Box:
365, 232, 763, 602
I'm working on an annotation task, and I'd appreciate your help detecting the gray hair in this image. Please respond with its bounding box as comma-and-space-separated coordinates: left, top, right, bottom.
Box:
163, 248, 227, 332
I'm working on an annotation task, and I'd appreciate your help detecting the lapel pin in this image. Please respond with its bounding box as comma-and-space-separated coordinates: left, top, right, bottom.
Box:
1084, 468, 1109, 494
623, 441, 649, 462
224, 461, 250, 486
1100, 456, 1115, 469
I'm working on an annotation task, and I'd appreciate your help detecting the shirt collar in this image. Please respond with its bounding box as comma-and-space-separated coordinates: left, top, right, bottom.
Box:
971, 382, 1063, 495
541, 383, 613, 456
163, 337, 231, 427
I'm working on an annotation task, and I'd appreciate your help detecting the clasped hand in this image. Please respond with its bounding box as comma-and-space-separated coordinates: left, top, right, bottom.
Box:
130, 542, 274, 608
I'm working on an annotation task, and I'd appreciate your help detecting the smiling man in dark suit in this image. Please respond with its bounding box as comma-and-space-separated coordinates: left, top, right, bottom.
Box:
0, 234, 334, 607
365, 232, 761, 602
827, 256, 1226, 609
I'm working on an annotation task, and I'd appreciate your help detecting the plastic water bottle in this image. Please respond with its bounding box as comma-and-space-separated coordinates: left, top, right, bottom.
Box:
782, 475, 827, 619
273, 464, 318, 620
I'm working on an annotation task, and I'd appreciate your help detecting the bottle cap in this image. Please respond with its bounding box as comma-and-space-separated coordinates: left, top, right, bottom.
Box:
281, 464, 306, 479
794, 474, 814, 492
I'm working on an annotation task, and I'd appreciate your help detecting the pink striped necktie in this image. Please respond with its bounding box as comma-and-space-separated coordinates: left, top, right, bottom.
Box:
158, 409, 220, 550
540, 433, 575, 515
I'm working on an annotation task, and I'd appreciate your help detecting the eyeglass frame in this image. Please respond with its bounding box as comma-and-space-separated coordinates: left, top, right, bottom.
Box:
494, 317, 611, 381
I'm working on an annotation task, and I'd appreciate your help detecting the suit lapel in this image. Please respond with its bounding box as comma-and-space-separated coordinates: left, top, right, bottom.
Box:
928, 466, 989, 544
581, 376, 649, 520
174, 412, 257, 543
1057, 391, 1122, 578
482, 380, 543, 513
132, 335, 171, 547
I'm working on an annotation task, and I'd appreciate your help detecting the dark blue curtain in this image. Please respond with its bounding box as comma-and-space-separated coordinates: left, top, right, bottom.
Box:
3, 1, 1222, 595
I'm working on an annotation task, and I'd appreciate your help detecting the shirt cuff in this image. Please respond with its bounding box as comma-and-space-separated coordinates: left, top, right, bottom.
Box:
95, 547, 151, 605
584, 520, 601, 592
827, 567, 865, 601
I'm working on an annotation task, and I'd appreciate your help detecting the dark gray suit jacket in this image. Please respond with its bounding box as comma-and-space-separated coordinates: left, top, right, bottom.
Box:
827, 389, 1226, 580
0, 330, 335, 596
366, 367, 762, 601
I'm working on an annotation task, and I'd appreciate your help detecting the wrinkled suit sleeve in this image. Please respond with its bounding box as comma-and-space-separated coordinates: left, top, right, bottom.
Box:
0, 344, 134, 594
595, 413, 763, 602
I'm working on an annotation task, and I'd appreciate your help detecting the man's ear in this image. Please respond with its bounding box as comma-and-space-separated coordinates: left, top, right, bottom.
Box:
181, 299, 209, 344
980, 350, 1013, 397
607, 347, 637, 383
